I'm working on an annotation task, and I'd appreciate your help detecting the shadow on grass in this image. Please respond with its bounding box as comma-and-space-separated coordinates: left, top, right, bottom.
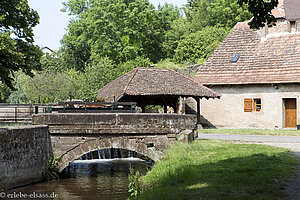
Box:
138, 152, 298, 200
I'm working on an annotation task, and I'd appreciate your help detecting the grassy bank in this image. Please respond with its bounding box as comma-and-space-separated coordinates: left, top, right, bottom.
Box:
135, 140, 299, 200
199, 129, 300, 136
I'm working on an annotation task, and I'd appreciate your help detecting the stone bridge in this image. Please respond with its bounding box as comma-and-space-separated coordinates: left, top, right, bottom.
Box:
32, 113, 197, 172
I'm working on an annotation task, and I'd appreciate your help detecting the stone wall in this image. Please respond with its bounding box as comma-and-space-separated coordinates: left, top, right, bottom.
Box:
0, 126, 50, 190
32, 113, 197, 171
257, 17, 300, 42
201, 84, 300, 129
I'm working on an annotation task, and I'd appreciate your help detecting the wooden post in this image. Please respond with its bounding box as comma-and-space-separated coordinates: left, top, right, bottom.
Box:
162, 96, 168, 113
196, 97, 201, 125
141, 104, 146, 113
141, 97, 146, 113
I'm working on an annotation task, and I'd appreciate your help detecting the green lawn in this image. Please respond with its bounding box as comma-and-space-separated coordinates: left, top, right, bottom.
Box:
199, 128, 300, 136
135, 140, 299, 200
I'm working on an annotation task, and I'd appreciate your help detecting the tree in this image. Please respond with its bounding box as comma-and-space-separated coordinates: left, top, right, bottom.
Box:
237, 0, 278, 29
185, 0, 252, 31
0, 0, 42, 89
80, 57, 122, 97
9, 81, 28, 104
186, 0, 279, 30
60, 0, 180, 70
162, 17, 192, 59
18, 70, 74, 103
173, 26, 228, 64
40, 53, 62, 71
0, 83, 11, 103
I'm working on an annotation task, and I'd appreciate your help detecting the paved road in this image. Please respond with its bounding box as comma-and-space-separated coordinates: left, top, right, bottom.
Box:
197, 133, 300, 143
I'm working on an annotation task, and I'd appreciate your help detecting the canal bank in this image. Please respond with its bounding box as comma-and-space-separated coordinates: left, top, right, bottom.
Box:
0, 126, 51, 190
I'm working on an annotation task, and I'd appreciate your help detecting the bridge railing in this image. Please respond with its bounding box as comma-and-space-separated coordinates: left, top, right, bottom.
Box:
0, 104, 53, 122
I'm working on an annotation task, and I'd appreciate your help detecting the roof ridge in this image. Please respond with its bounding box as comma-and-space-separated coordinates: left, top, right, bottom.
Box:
122, 67, 139, 95
95, 68, 136, 96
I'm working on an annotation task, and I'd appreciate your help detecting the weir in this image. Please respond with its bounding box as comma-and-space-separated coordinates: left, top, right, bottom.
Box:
77, 148, 145, 161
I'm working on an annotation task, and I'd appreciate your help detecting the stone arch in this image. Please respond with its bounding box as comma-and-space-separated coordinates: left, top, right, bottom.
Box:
56, 137, 164, 172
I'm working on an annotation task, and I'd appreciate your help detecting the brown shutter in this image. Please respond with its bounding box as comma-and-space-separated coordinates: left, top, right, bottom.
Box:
244, 99, 252, 112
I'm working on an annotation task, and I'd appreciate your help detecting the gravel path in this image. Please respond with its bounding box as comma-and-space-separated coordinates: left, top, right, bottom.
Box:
196, 133, 300, 199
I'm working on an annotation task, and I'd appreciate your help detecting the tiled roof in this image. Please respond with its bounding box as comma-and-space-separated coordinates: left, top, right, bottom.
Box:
194, 22, 300, 85
96, 67, 220, 102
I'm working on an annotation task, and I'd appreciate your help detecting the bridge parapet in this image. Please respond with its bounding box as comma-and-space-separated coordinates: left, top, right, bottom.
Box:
32, 113, 197, 135
32, 113, 197, 172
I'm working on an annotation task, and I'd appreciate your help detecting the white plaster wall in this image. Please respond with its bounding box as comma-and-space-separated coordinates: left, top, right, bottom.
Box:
201, 84, 300, 129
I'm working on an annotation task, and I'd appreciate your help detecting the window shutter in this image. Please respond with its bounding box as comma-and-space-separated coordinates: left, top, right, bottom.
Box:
244, 99, 252, 112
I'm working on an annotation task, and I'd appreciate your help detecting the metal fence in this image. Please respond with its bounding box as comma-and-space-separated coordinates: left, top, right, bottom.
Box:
0, 104, 52, 122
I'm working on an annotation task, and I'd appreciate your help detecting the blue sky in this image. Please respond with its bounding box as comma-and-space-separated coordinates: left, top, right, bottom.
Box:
28, 0, 187, 50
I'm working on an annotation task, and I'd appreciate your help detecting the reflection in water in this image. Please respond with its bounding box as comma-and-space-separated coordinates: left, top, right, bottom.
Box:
7, 158, 150, 200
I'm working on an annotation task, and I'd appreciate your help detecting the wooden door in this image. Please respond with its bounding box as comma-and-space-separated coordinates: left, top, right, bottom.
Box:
284, 98, 297, 128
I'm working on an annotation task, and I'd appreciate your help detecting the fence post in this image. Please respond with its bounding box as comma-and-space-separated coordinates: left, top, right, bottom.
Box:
48, 106, 52, 113
35, 106, 39, 114
111, 102, 114, 113
84, 102, 87, 113
63, 102, 66, 113
14, 106, 17, 122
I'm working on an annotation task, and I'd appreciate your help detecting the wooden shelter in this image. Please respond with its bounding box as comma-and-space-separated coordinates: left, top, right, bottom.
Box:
96, 67, 221, 124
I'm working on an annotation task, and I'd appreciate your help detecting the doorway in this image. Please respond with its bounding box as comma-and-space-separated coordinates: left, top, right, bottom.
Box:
284, 98, 297, 128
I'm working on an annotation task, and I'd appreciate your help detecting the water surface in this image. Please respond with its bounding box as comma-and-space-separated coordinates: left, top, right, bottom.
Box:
7, 158, 149, 200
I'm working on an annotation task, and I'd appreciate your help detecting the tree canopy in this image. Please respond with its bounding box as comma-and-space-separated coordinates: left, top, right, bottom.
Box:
237, 0, 278, 29
187, 0, 279, 29
60, 0, 181, 70
3, 0, 280, 103
0, 0, 42, 89
185, 0, 252, 30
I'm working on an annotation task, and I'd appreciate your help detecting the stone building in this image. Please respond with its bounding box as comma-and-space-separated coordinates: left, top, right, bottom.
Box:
194, 0, 300, 129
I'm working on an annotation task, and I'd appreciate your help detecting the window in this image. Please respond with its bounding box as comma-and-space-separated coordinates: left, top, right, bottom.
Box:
231, 54, 240, 62
244, 98, 262, 112
254, 99, 261, 111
